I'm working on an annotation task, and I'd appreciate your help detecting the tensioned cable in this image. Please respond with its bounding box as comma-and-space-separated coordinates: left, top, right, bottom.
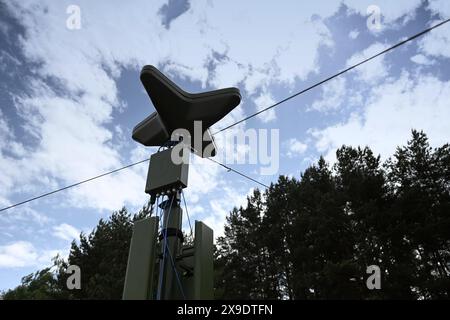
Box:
181, 190, 194, 238
157, 194, 175, 300
206, 157, 270, 189
158, 195, 186, 299
2, 19, 448, 213
0, 154, 269, 213
211, 18, 450, 135
191, 145, 270, 188
0, 158, 150, 213
156, 195, 164, 299
164, 239, 186, 299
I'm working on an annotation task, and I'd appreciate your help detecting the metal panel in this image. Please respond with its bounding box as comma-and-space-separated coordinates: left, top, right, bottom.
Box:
122, 216, 159, 300
132, 112, 169, 147
193, 221, 214, 300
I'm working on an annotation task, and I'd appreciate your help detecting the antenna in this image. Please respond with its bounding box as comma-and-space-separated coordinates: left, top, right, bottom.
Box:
132, 65, 241, 157
123, 65, 241, 300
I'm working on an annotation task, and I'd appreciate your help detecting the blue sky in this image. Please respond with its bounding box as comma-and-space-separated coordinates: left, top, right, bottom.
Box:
1, 0, 449, 291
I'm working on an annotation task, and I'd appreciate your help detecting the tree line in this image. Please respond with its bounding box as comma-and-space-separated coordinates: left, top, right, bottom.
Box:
2, 130, 449, 299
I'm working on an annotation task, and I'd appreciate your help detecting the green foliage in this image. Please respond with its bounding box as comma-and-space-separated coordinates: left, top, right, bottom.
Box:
57, 207, 134, 299
3, 203, 152, 300
2, 265, 65, 300
216, 130, 450, 299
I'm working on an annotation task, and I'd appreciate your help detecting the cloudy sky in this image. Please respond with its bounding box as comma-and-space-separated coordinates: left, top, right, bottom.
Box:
1, 0, 449, 291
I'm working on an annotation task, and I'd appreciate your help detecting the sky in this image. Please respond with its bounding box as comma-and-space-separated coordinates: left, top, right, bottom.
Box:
0, 0, 449, 291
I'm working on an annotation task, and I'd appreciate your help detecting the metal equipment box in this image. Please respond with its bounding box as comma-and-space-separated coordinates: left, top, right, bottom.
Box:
145, 147, 189, 196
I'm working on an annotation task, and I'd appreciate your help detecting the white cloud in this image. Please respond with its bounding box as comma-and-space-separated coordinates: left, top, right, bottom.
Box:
254, 92, 276, 123
346, 42, 389, 84
415, 1, 450, 60
418, 21, 450, 59
209, 60, 245, 90
2, 0, 426, 216
285, 139, 308, 158
244, 70, 274, 96
349, 30, 360, 39
0, 110, 32, 206
205, 186, 253, 239
194, 1, 340, 86
0, 241, 37, 268
428, 0, 450, 18
343, 0, 423, 25
0, 241, 66, 268
0, 206, 51, 227
52, 223, 80, 241
309, 77, 346, 112
184, 156, 221, 204
0, 0, 347, 214
9, 83, 147, 211
311, 73, 450, 162
410, 54, 435, 65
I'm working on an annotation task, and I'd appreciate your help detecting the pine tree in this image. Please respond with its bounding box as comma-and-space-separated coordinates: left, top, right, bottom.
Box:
386, 130, 450, 298
215, 190, 267, 299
